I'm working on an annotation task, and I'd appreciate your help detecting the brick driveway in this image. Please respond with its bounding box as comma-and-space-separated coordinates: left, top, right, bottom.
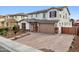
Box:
16, 32, 74, 52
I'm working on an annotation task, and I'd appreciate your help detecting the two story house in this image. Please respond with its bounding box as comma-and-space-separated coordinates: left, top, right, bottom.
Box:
5, 13, 27, 22
4, 13, 27, 28
0, 16, 7, 28
18, 6, 72, 34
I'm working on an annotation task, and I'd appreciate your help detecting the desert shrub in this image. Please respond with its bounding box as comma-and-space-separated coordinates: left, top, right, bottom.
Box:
0, 28, 8, 35
12, 25, 19, 35
4, 28, 8, 31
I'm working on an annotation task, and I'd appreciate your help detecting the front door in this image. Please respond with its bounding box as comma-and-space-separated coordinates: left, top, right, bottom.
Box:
33, 22, 38, 32
22, 23, 26, 30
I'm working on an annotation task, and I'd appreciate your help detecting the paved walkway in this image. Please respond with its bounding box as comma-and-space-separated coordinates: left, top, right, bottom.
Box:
0, 36, 41, 52
16, 32, 74, 52
0, 46, 10, 52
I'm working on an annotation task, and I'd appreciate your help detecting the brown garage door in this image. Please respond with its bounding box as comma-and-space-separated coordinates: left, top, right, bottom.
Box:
38, 23, 55, 33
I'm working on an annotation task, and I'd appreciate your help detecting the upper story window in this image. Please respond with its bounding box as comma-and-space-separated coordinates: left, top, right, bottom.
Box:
60, 14, 61, 18
65, 14, 67, 19
63, 15, 64, 18
43, 13, 46, 18
21, 16, 23, 18
31, 15, 33, 18
14, 16, 17, 18
10, 16, 14, 18
49, 11, 57, 18
36, 14, 37, 17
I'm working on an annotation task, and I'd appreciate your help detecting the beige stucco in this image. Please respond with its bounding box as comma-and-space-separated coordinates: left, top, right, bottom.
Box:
0, 17, 7, 28
27, 7, 72, 33
18, 20, 30, 30
6, 15, 27, 22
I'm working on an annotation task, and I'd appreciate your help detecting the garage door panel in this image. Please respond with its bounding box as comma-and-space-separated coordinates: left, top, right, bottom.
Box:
38, 23, 55, 33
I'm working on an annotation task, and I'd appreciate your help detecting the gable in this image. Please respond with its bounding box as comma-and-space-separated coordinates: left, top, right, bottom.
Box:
63, 7, 70, 15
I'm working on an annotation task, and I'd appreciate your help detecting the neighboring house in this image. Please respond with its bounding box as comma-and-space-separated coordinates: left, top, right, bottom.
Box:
18, 6, 72, 34
0, 15, 18, 29
6, 18, 17, 28
0, 13, 27, 29
74, 20, 79, 26
18, 19, 30, 30
0, 16, 7, 28
5, 13, 27, 22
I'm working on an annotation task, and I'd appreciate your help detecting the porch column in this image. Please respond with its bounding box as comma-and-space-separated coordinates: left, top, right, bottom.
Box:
58, 27, 61, 34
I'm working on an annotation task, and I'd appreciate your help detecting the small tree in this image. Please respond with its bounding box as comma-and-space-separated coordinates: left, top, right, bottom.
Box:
1, 21, 5, 27
12, 25, 19, 40
70, 18, 74, 26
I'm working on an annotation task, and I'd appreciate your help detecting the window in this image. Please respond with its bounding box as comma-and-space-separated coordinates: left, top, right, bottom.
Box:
64, 22, 66, 26
65, 14, 67, 19
43, 13, 46, 18
62, 23, 63, 26
31, 15, 33, 18
10, 16, 13, 18
59, 23, 61, 26
15, 16, 17, 18
63, 15, 64, 18
60, 14, 61, 18
6, 22, 8, 26
49, 11, 57, 18
36, 14, 37, 17
21, 16, 23, 18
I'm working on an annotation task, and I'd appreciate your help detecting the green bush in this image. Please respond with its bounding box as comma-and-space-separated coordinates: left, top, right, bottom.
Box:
0, 28, 8, 35
4, 28, 8, 31
12, 25, 19, 34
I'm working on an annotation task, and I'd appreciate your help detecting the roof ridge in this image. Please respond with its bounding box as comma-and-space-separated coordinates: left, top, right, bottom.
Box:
27, 6, 68, 15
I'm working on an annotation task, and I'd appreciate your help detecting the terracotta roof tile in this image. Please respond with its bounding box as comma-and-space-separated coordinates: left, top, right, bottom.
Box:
7, 18, 17, 23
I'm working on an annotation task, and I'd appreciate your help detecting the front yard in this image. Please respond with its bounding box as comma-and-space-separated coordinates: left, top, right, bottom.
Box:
4, 30, 27, 38
16, 33, 74, 52
0, 26, 29, 39
0, 27, 74, 52
69, 35, 79, 52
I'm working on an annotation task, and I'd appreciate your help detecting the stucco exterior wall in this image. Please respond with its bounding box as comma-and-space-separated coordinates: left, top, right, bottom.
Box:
0, 18, 7, 28
27, 9, 60, 20
28, 13, 48, 19
18, 20, 30, 30
56, 8, 72, 33
6, 16, 27, 22
19, 7, 72, 34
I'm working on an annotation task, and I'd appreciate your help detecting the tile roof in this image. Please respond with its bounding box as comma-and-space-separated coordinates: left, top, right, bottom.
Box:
19, 18, 59, 23
6, 13, 27, 16
7, 18, 17, 23
27, 6, 70, 15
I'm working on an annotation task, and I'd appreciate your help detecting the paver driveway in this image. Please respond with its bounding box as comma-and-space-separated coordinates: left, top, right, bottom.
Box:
16, 32, 74, 52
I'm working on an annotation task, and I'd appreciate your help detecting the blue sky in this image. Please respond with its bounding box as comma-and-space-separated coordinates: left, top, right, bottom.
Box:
0, 6, 78, 20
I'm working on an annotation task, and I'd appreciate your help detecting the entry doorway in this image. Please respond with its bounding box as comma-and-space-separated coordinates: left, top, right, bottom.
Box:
33, 22, 38, 32
22, 23, 26, 30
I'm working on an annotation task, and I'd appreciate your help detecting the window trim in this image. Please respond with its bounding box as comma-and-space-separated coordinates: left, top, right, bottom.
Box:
36, 14, 37, 17
49, 11, 57, 18
43, 13, 46, 18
